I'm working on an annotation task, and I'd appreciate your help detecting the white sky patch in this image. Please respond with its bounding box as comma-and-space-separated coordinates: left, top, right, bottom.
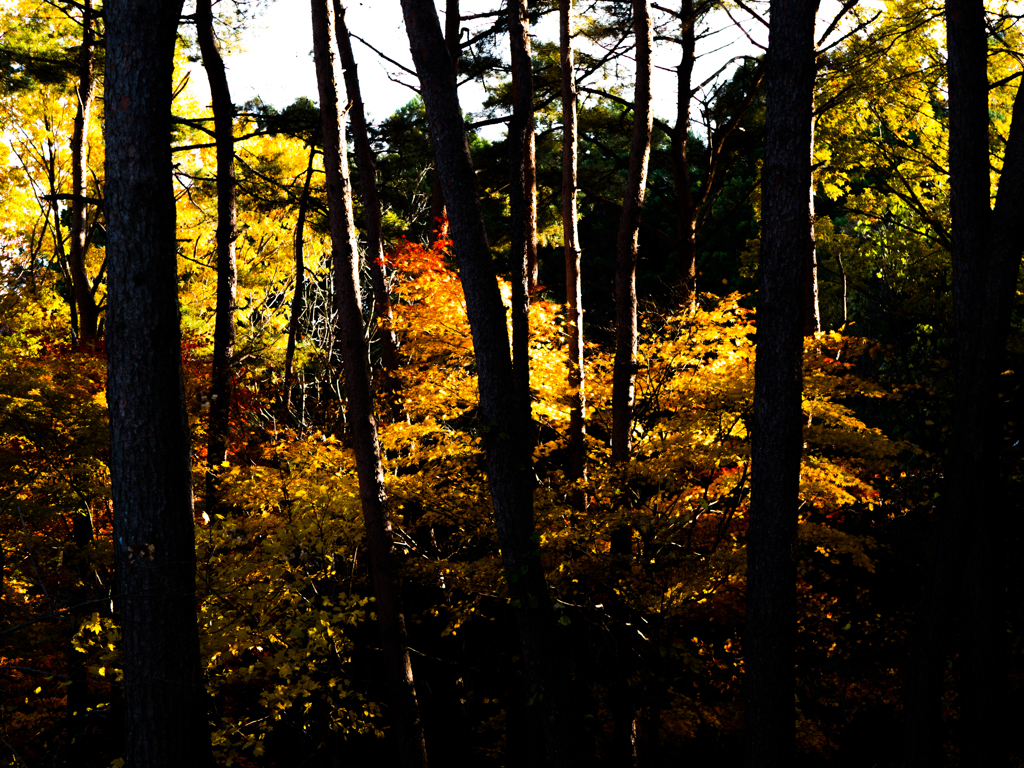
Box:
186, 0, 877, 140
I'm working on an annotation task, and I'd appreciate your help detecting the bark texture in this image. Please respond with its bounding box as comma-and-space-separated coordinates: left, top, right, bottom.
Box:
611, 0, 653, 464
744, 1, 818, 765
509, 0, 535, 427
400, 0, 590, 762
68, 0, 100, 343
104, 0, 212, 764
905, 0, 1024, 762
196, 0, 238, 492
310, 3, 428, 766
561, 0, 587, 507
428, 0, 461, 242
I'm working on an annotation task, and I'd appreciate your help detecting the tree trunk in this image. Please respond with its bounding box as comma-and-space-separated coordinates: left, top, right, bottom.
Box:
428, 0, 460, 243
904, 1, 1024, 762
561, 0, 587, 512
64, 509, 94, 765
283, 146, 316, 420
400, 0, 591, 762
104, 0, 212, 764
68, 0, 100, 344
509, 0, 535, 427
334, 0, 402, 386
310, 3, 428, 766
803, 111, 820, 335
611, 0, 653, 464
671, 0, 697, 312
45, 143, 77, 340
196, 0, 238, 505
744, 0, 818, 765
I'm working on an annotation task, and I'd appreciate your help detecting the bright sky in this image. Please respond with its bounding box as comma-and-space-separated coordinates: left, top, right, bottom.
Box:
189, 0, 773, 138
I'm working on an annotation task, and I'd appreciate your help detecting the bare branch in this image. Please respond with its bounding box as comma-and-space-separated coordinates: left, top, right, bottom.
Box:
351, 32, 418, 77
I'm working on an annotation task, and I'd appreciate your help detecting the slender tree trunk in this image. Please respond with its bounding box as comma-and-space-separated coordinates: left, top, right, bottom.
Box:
196, 0, 238, 506
611, 0, 653, 464
68, 0, 99, 343
400, 1, 591, 762
45, 145, 77, 340
561, 0, 587, 512
334, 0, 401, 384
803, 111, 820, 335
905, 1, 1024, 762
671, 0, 697, 312
509, 0, 538, 294
836, 250, 847, 326
744, 1, 818, 765
284, 146, 316, 420
64, 509, 94, 765
509, 0, 535, 427
428, 0, 460, 242
104, 0, 212, 764
310, 4, 428, 766
526, 141, 539, 294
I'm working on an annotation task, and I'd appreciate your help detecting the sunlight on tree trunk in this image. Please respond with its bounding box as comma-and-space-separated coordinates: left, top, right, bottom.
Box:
334, 0, 402, 394
561, 0, 587, 515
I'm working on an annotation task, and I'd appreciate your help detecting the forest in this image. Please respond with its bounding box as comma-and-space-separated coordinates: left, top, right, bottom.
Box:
1, 0, 1022, 765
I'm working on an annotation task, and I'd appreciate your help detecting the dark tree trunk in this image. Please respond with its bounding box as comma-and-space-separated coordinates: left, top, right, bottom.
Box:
744, 0, 818, 765
611, 0, 653, 464
561, 0, 587, 511
104, 0, 212, 764
45, 144, 76, 339
428, 0, 460, 243
283, 146, 316, 420
904, 1, 1024, 762
68, 0, 100, 344
671, 0, 697, 312
196, 0, 238, 504
334, 0, 402, 384
509, 0, 535, 427
64, 509, 94, 765
310, 3, 428, 766
400, 0, 591, 762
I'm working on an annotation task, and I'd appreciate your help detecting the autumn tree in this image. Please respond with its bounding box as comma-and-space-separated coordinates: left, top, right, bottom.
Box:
0, 0, 107, 343
744, 0, 819, 765
310, 1, 428, 764
104, 0, 212, 763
